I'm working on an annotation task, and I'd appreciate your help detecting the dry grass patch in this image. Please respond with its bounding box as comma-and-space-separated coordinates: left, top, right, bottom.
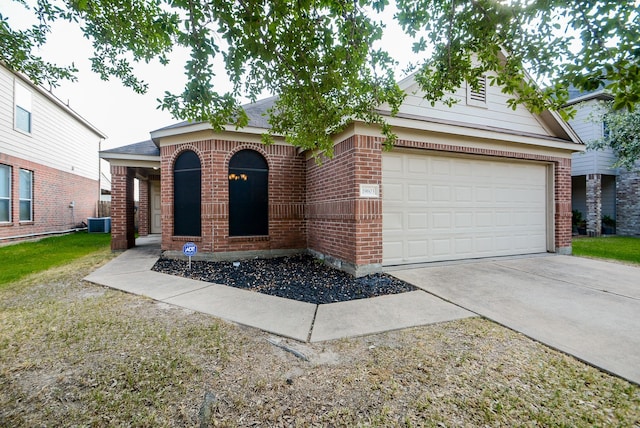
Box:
1, 251, 639, 426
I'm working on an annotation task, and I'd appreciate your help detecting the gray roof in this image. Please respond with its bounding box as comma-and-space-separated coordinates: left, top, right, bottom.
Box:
152, 96, 276, 133
567, 83, 613, 101
101, 140, 159, 157
103, 97, 276, 157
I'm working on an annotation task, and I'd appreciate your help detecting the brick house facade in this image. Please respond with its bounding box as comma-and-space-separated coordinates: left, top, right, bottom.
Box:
102, 76, 581, 276
1, 65, 105, 243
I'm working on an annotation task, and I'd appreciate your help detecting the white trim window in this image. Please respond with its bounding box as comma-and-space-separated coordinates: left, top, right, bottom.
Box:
466, 75, 488, 108
0, 164, 10, 222
19, 169, 33, 222
14, 81, 33, 134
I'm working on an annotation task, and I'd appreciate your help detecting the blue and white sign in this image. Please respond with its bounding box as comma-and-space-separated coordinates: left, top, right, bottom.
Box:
182, 242, 197, 257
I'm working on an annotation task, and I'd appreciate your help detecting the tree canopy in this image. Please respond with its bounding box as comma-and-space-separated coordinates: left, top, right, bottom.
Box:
1, 0, 638, 154
590, 103, 640, 170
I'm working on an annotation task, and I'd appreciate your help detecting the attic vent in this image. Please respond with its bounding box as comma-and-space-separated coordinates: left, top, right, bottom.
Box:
467, 75, 488, 107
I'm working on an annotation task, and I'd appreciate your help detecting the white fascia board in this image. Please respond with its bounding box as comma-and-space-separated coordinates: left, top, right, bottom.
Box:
100, 152, 160, 167
377, 115, 586, 153
564, 91, 613, 107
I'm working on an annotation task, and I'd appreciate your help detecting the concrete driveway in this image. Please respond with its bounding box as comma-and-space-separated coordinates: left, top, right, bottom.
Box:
390, 255, 640, 385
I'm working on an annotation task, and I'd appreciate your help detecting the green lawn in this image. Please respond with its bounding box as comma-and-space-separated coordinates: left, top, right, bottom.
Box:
572, 236, 640, 265
0, 232, 111, 286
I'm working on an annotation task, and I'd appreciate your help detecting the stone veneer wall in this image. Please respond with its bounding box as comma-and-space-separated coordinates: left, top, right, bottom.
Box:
616, 170, 640, 235
586, 174, 602, 236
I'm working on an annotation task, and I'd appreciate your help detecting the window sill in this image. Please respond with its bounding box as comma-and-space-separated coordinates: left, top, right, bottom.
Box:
171, 236, 202, 242
228, 235, 270, 242
19, 221, 34, 225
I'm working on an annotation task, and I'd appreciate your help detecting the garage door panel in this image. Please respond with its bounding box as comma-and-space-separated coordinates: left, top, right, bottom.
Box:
431, 158, 451, 175
408, 212, 428, 229
407, 184, 427, 202
383, 152, 549, 265
431, 212, 452, 229
408, 240, 429, 258
384, 183, 404, 201
455, 212, 474, 228
476, 187, 493, 202
455, 186, 473, 202
383, 241, 404, 263
382, 211, 404, 231
382, 155, 403, 174
407, 157, 429, 174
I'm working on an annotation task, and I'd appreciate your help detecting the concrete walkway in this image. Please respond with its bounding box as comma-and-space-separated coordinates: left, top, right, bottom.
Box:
84, 237, 640, 385
391, 255, 640, 385
83, 236, 473, 343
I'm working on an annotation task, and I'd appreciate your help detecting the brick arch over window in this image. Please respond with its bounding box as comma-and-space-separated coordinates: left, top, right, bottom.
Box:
173, 150, 201, 236
228, 149, 268, 236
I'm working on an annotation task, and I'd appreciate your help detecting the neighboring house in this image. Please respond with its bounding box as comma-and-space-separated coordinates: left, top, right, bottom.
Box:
567, 88, 640, 236
101, 72, 582, 276
0, 63, 106, 243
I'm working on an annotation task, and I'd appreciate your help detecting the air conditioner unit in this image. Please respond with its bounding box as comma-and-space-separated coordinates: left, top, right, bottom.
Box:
88, 217, 111, 233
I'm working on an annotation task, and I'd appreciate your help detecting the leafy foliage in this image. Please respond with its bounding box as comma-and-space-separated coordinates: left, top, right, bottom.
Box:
590, 101, 640, 170
397, 0, 639, 117
1, 0, 639, 153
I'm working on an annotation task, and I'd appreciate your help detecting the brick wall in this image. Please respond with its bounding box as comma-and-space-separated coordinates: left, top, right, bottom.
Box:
0, 152, 98, 242
616, 170, 640, 236
306, 135, 383, 274
110, 165, 135, 250
152, 133, 574, 270
554, 157, 573, 252
161, 140, 306, 253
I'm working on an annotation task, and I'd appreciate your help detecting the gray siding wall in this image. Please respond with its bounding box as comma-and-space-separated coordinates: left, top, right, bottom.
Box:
569, 100, 619, 176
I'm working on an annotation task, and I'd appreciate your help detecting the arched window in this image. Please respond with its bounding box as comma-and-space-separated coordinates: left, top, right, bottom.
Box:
173, 150, 201, 236
229, 150, 268, 236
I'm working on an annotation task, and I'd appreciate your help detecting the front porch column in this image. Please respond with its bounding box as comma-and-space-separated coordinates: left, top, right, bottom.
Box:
586, 173, 602, 237
111, 165, 136, 250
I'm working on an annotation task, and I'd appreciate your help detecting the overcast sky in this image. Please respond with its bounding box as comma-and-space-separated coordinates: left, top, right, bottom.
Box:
4, 2, 414, 151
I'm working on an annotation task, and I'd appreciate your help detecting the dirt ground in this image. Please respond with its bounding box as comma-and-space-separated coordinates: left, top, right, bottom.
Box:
1, 251, 639, 427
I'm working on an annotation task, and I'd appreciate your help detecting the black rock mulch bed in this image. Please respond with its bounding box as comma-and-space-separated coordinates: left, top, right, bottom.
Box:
152, 254, 417, 305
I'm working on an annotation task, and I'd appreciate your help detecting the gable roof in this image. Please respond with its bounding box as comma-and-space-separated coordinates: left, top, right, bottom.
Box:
2, 63, 107, 139
151, 96, 276, 138
565, 87, 614, 107
105, 70, 584, 159
379, 72, 581, 145
100, 139, 159, 160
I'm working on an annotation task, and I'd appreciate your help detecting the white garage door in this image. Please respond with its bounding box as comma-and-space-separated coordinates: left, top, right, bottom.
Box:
383, 151, 549, 265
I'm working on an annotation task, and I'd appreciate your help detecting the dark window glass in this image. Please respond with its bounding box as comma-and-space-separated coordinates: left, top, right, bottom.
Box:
229, 150, 268, 236
173, 151, 201, 236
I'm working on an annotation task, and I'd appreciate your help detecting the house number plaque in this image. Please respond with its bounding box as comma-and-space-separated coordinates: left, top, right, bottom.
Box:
359, 184, 380, 198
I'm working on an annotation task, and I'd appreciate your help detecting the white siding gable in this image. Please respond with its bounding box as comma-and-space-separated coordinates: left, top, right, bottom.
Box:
383, 73, 555, 138
0, 65, 105, 180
